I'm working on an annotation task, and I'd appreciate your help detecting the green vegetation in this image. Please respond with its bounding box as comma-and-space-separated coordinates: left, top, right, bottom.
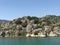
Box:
0, 15, 60, 37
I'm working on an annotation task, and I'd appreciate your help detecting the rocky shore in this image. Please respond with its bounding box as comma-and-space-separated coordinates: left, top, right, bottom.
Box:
0, 15, 60, 37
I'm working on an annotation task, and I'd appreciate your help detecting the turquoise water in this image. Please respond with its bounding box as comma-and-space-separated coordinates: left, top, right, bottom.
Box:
0, 37, 60, 45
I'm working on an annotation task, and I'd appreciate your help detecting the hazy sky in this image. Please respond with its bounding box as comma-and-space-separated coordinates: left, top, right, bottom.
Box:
0, 0, 60, 20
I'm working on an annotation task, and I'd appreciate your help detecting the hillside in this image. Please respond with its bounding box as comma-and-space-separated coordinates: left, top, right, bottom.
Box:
0, 15, 60, 30
0, 15, 60, 37
11, 15, 60, 27
0, 20, 10, 23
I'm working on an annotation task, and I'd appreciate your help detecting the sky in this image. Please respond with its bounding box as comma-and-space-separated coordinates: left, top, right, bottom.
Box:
0, 0, 60, 20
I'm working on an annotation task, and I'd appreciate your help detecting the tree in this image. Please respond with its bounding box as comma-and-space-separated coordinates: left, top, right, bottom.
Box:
14, 18, 22, 24
1, 31, 5, 37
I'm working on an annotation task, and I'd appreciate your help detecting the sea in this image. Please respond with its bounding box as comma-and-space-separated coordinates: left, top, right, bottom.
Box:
0, 37, 60, 45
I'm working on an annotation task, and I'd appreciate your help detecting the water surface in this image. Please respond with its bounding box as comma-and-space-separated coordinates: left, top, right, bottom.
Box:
0, 37, 60, 45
